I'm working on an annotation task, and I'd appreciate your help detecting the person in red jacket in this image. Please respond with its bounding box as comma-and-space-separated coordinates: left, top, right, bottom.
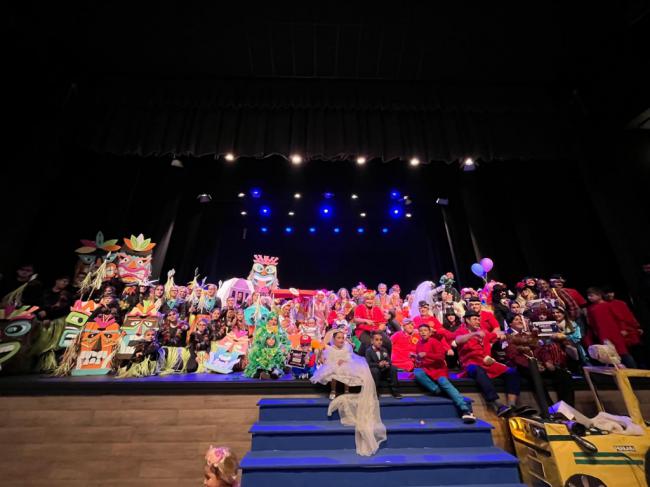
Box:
454, 310, 524, 417
466, 297, 502, 333
412, 301, 455, 344
354, 291, 385, 355
586, 287, 638, 368
603, 288, 644, 349
390, 319, 419, 371
413, 323, 476, 423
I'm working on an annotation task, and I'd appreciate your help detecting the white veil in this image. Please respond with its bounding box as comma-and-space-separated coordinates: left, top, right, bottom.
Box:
325, 331, 387, 456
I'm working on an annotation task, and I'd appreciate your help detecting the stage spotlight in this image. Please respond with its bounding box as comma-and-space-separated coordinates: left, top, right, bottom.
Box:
171, 158, 184, 168
323, 192, 335, 199
462, 157, 476, 172
333, 227, 341, 234
308, 227, 316, 234
288, 211, 295, 216
285, 226, 293, 234
351, 193, 358, 200
360, 212, 367, 218
410, 157, 420, 167
381, 227, 389, 234
356, 156, 366, 165
224, 153, 235, 162
259, 206, 271, 216
390, 206, 403, 218
294, 193, 302, 199
390, 190, 401, 200
260, 227, 269, 233
436, 197, 449, 206
240, 211, 247, 216
320, 205, 333, 217
291, 154, 303, 165
237, 192, 245, 198
406, 213, 412, 218
197, 193, 212, 203
250, 188, 262, 198
357, 227, 365, 234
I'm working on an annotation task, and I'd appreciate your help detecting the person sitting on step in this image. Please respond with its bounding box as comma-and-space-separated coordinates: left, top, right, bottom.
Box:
365, 332, 403, 399
454, 310, 533, 418
412, 323, 476, 423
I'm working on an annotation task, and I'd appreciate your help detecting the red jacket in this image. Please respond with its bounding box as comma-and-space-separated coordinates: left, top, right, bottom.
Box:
565, 288, 587, 307
480, 310, 501, 333
390, 330, 419, 371
415, 336, 449, 380
608, 299, 642, 346
413, 315, 454, 345
454, 325, 509, 378
353, 304, 384, 336
586, 301, 628, 354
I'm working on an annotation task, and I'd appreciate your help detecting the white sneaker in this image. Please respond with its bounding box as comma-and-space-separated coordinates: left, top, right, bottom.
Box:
461, 412, 477, 424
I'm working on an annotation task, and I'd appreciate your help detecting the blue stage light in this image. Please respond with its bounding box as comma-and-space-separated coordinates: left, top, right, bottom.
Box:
323, 192, 335, 199
308, 227, 316, 234
357, 227, 365, 234
285, 226, 293, 234
261, 227, 269, 233
320, 205, 333, 217
390, 190, 401, 200
390, 206, 402, 218
333, 227, 340, 234
381, 227, 389, 234
259, 206, 271, 216
250, 188, 262, 198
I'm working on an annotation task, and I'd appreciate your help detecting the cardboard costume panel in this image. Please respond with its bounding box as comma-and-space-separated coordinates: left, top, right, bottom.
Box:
0, 305, 39, 372
117, 301, 161, 360
117, 234, 156, 284
58, 300, 99, 349
71, 315, 120, 376
247, 255, 279, 293
216, 278, 254, 307
73, 231, 121, 288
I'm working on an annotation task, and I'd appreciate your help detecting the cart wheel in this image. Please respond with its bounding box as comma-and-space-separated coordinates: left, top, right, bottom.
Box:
565, 474, 607, 487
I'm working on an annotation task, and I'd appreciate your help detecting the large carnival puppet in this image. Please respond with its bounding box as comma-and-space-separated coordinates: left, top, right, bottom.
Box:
73, 231, 121, 288
117, 234, 156, 285
247, 254, 279, 294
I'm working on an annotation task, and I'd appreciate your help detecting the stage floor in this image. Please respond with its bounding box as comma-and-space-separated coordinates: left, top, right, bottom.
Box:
0, 370, 631, 396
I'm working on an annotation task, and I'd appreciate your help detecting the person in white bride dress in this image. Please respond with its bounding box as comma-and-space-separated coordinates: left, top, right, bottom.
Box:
311, 330, 387, 456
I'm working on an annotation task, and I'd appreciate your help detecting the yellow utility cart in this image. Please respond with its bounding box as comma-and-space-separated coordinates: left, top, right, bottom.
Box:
509, 366, 650, 486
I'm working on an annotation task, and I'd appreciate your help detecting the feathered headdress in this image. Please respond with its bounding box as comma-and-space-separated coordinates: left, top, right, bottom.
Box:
122, 234, 156, 254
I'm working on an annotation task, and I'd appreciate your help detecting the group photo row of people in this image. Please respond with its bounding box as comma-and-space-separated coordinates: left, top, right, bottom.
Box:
0, 233, 645, 423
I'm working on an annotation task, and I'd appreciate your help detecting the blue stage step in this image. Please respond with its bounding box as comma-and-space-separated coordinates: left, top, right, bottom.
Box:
240, 447, 521, 486
257, 396, 469, 421
251, 417, 494, 450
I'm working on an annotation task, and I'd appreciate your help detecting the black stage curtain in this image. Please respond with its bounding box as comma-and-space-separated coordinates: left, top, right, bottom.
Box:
70, 77, 570, 163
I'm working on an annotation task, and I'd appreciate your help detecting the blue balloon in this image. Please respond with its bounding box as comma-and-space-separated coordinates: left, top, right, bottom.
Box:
471, 263, 485, 277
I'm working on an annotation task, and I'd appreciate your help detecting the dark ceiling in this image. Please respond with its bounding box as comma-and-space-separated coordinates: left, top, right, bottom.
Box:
7, 1, 649, 127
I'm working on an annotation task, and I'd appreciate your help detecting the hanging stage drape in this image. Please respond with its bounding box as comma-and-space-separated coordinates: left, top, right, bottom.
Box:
71, 77, 570, 163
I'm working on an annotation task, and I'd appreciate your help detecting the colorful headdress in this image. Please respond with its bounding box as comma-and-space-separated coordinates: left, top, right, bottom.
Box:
122, 234, 156, 254
253, 255, 278, 265
127, 300, 159, 317
70, 300, 99, 315
363, 290, 376, 300
76, 231, 121, 255
117, 234, 156, 285
0, 304, 39, 321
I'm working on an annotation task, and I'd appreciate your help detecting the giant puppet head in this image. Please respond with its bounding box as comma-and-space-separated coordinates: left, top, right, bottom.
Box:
117, 301, 162, 360
247, 255, 279, 293
117, 234, 156, 285
0, 305, 39, 372
58, 300, 99, 350
71, 315, 120, 376
73, 231, 122, 288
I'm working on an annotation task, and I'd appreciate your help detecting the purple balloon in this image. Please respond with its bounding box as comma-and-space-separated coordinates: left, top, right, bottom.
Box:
471, 263, 485, 277
480, 258, 494, 273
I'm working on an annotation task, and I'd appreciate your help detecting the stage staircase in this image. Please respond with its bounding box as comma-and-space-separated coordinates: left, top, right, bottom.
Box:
240, 396, 524, 487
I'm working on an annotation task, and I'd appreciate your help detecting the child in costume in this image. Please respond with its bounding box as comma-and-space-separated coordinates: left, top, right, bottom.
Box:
413, 323, 476, 423
116, 328, 163, 378
204, 445, 240, 487
300, 316, 321, 341
289, 334, 317, 379
243, 314, 290, 379
187, 317, 211, 373
159, 309, 188, 347
311, 330, 387, 456
390, 319, 419, 371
